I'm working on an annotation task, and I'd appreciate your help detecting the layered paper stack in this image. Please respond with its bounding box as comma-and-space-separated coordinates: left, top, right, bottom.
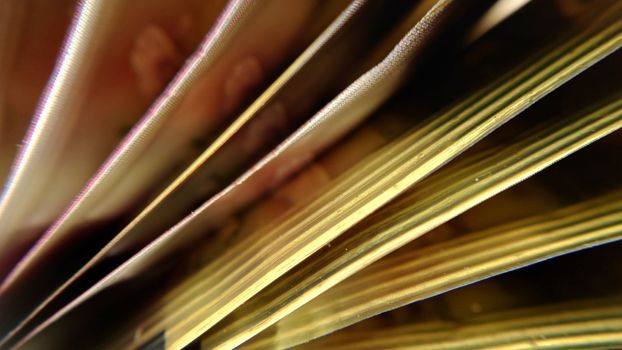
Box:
0, 0, 621, 349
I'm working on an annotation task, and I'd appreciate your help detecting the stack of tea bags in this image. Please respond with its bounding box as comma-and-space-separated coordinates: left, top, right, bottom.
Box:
0, 0, 621, 349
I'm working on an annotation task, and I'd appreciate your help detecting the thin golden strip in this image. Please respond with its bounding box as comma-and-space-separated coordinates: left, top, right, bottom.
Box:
206, 97, 622, 349
303, 299, 622, 349
150, 11, 621, 349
